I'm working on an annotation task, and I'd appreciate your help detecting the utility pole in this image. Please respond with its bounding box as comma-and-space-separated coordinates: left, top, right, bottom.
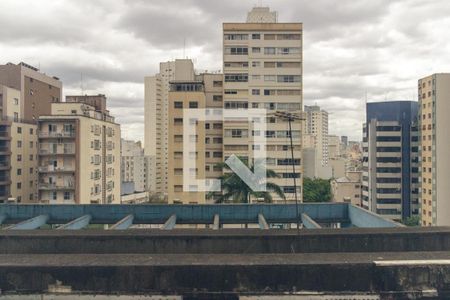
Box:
271, 111, 304, 233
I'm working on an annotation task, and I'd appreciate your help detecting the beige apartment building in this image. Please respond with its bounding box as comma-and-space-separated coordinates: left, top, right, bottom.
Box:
331, 171, 362, 206
0, 62, 62, 203
419, 74, 450, 226
167, 73, 223, 204
0, 85, 39, 203
223, 7, 303, 203
38, 98, 121, 204
144, 59, 195, 196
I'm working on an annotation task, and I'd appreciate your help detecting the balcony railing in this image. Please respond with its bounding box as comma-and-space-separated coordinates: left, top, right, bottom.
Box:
38, 166, 75, 172
39, 148, 75, 155
0, 147, 10, 153
38, 131, 75, 138
38, 182, 75, 190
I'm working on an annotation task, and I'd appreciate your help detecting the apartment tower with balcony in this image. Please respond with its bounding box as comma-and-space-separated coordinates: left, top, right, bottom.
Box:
362, 101, 419, 222
222, 7, 303, 202
38, 96, 121, 204
418, 74, 450, 226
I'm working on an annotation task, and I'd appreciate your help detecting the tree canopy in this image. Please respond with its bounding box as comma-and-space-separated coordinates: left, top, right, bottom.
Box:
303, 177, 332, 202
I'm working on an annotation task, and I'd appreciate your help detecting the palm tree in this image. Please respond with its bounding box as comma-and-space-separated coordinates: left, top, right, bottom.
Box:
208, 158, 285, 203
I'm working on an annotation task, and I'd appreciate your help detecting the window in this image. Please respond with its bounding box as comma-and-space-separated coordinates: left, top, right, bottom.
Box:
29, 141, 33, 148
17, 141, 22, 148
264, 75, 276, 82
278, 47, 301, 55
13, 112, 19, 122
277, 75, 301, 83
277, 34, 301, 40
224, 47, 248, 55
252, 89, 260, 95
17, 182, 21, 189
225, 73, 248, 82
264, 34, 276, 40
13, 98, 19, 105
213, 81, 222, 87
213, 95, 222, 102
252, 47, 261, 53
252, 33, 260, 39
17, 155, 22, 161
224, 34, 248, 40
205, 123, 210, 129
29, 128, 33, 134
224, 101, 248, 109
189, 101, 198, 108
252, 61, 260, 67
17, 127, 22, 134
264, 47, 276, 55
17, 169, 21, 176
174, 102, 183, 108
174, 118, 183, 125
30, 168, 33, 174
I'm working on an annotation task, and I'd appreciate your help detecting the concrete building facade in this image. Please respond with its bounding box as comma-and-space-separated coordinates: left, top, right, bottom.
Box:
121, 139, 148, 194
144, 59, 195, 195
38, 100, 121, 204
418, 74, 450, 226
362, 101, 419, 221
0, 62, 62, 122
331, 171, 362, 207
0, 63, 62, 203
167, 73, 223, 204
304, 105, 329, 167
223, 7, 303, 202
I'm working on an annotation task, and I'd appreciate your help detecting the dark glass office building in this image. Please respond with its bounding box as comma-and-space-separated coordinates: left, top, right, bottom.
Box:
362, 101, 419, 221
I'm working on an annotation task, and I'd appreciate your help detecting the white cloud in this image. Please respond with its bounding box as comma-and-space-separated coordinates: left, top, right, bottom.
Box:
1, 0, 449, 143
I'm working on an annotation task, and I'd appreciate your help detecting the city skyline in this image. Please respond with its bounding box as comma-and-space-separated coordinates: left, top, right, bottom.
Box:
1, 0, 450, 142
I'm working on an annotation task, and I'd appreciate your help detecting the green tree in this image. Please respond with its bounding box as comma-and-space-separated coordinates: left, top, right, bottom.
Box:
209, 158, 285, 203
303, 177, 332, 202
403, 215, 420, 227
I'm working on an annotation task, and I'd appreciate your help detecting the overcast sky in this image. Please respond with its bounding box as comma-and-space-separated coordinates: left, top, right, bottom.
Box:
1, 0, 449, 142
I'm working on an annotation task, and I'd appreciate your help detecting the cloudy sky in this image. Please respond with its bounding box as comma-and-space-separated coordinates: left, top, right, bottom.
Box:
1, 0, 449, 142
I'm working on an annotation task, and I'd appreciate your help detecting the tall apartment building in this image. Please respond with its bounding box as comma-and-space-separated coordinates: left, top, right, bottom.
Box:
362, 101, 419, 221
167, 73, 223, 204
0, 63, 61, 203
37, 98, 121, 204
223, 7, 303, 202
418, 74, 450, 226
144, 59, 195, 195
304, 105, 329, 167
121, 139, 147, 193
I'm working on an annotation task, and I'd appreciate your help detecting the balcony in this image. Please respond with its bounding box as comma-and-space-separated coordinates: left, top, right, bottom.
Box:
38, 131, 75, 138
39, 147, 75, 155
0, 146, 11, 155
0, 176, 11, 185
38, 166, 75, 173
0, 131, 10, 140
0, 161, 10, 170
38, 182, 75, 190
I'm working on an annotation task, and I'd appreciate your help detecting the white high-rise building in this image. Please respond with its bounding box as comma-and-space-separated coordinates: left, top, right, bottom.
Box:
304, 105, 329, 167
